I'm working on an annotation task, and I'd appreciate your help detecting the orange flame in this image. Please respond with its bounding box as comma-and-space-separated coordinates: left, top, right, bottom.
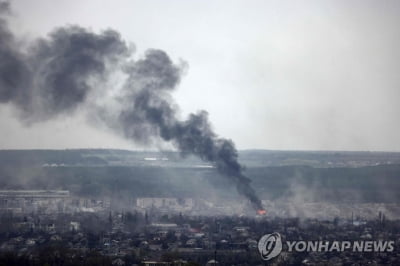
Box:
257, 209, 267, 215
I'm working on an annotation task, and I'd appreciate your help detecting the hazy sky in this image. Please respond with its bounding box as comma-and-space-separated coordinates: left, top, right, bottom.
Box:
1, 0, 400, 151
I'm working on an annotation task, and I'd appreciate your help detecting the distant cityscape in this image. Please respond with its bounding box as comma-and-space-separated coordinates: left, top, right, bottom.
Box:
0, 189, 399, 265
0, 150, 399, 265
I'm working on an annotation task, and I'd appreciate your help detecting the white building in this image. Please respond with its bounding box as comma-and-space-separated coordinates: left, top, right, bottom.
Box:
136, 197, 194, 210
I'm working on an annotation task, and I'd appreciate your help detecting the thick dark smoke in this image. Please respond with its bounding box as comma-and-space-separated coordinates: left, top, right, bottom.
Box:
0, 1, 263, 210
118, 50, 262, 209
0, 1, 128, 122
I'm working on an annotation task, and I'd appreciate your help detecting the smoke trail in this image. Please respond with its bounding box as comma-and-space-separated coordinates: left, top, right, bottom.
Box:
0, 1, 263, 210
115, 50, 262, 209
0, 2, 129, 122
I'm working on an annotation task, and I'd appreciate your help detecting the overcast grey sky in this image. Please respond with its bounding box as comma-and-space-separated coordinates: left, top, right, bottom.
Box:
1, 0, 399, 151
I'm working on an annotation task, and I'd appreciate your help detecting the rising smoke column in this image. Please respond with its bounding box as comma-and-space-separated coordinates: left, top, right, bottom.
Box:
116, 50, 263, 210
0, 1, 263, 210
0, 1, 129, 122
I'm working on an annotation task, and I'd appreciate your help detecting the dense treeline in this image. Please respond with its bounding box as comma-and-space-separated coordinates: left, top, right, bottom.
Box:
0, 163, 399, 203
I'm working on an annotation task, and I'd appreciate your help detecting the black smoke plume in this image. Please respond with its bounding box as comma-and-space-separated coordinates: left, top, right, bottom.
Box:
0, 1, 263, 210
0, 1, 128, 122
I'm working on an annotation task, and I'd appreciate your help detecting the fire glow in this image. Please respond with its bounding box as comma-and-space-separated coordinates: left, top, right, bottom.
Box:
257, 209, 267, 215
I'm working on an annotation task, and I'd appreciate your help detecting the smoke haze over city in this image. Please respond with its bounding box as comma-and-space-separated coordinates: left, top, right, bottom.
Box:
1, 1, 400, 265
